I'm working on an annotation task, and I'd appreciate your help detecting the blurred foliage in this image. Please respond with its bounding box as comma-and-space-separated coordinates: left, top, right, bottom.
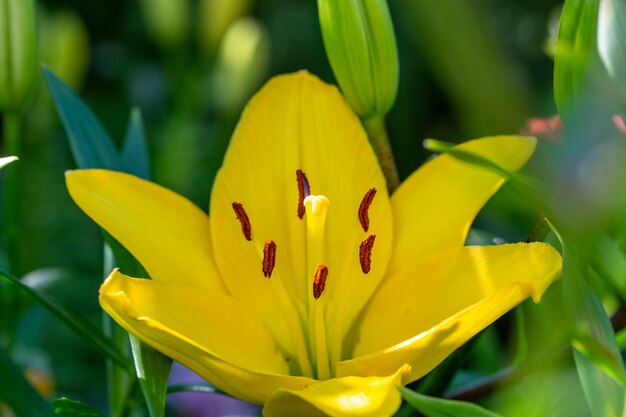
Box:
2, 0, 626, 416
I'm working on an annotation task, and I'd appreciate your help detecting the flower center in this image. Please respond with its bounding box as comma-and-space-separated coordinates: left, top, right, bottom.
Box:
229, 170, 380, 380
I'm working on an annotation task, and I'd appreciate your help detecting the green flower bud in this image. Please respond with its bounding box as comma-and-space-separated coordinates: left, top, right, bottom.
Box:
139, 0, 189, 49
199, 0, 253, 56
0, 0, 37, 112
318, 0, 399, 119
211, 18, 270, 115
40, 9, 89, 89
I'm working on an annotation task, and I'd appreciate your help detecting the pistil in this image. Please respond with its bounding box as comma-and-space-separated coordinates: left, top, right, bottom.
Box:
304, 195, 331, 380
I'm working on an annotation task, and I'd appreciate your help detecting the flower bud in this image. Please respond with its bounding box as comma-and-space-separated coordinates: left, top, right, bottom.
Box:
211, 18, 270, 115
198, 0, 253, 56
317, 0, 399, 119
39, 9, 89, 89
0, 0, 38, 112
139, 0, 189, 49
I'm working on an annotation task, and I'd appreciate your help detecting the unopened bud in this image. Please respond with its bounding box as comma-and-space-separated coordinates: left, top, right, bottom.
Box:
139, 0, 189, 49
317, 0, 399, 119
0, 0, 38, 112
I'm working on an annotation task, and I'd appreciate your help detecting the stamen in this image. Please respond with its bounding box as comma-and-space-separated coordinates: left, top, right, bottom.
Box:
359, 234, 376, 274
296, 169, 311, 219
358, 188, 377, 232
262, 240, 277, 278
313, 264, 328, 299
231, 202, 252, 241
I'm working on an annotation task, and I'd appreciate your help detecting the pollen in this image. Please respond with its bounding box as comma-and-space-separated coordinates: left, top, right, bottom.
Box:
313, 264, 328, 299
231, 202, 252, 241
262, 240, 277, 278
359, 234, 376, 274
296, 169, 311, 219
358, 188, 377, 232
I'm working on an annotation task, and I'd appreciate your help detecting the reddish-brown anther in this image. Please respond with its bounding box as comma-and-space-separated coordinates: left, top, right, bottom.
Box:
359, 234, 376, 274
313, 264, 328, 299
262, 240, 277, 278
296, 169, 311, 219
358, 188, 377, 232
232, 202, 252, 241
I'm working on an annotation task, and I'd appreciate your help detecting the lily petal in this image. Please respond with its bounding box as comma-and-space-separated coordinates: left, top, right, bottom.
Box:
341, 243, 561, 381
66, 169, 225, 291
209, 72, 392, 362
263, 365, 410, 417
388, 136, 536, 276
100, 269, 315, 404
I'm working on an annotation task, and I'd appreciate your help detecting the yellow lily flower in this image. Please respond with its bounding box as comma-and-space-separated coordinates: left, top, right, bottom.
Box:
66, 72, 561, 417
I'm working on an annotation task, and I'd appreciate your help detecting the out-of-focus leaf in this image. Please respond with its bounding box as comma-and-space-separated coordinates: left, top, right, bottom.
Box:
554, 0, 600, 117
52, 398, 106, 417
0, 156, 18, 169
0, 270, 131, 372
130, 335, 171, 417
167, 384, 219, 394
401, 388, 503, 417
42, 67, 123, 170
598, 0, 626, 98
0, 346, 56, 417
122, 108, 150, 180
589, 234, 626, 303
549, 224, 626, 417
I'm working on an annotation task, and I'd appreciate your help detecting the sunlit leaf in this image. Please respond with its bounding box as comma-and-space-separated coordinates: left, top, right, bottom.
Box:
401, 388, 503, 417
0, 156, 18, 169
52, 398, 106, 417
0, 270, 131, 371
598, 0, 626, 98
554, 0, 601, 117
0, 346, 56, 417
130, 335, 171, 417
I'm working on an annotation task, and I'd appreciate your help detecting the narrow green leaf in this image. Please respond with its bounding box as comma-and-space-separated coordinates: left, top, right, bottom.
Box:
104, 235, 171, 417
122, 108, 150, 180
167, 384, 219, 394
554, 0, 601, 116
130, 335, 172, 417
401, 388, 503, 417
0, 270, 132, 372
0, 346, 56, 417
548, 223, 626, 417
42, 67, 123, 170
598, 0, 626, 98
52, 398, 106, 417
422, 138, 540, 196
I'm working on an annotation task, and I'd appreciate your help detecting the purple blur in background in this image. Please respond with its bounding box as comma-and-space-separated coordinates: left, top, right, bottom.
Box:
167, 362, 261, 417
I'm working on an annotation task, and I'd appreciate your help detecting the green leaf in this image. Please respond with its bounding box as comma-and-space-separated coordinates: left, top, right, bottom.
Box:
130, 335, 172, 417
548, 223, 626, 417
598, 0, 626, 98
0, 270, 132, 372
0, 156, 18, 169
52, 398, 106, 417
554, 0, 601, 117
42, 67, 123, 170
122, 108, 150, 180
0, 346, 56, 417
401, 388, 503, 417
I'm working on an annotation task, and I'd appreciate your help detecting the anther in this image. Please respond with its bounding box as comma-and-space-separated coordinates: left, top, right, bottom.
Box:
359, 234, 376, 274
358, 188, 377, 232
262, 240, 277, 278
313, 264, 328, 299
231, 202, 252, 241
296, 169, 311, 219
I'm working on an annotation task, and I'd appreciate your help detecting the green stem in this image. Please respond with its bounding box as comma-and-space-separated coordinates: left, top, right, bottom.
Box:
363, 116, 400, 193
2, 112, 21, 276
